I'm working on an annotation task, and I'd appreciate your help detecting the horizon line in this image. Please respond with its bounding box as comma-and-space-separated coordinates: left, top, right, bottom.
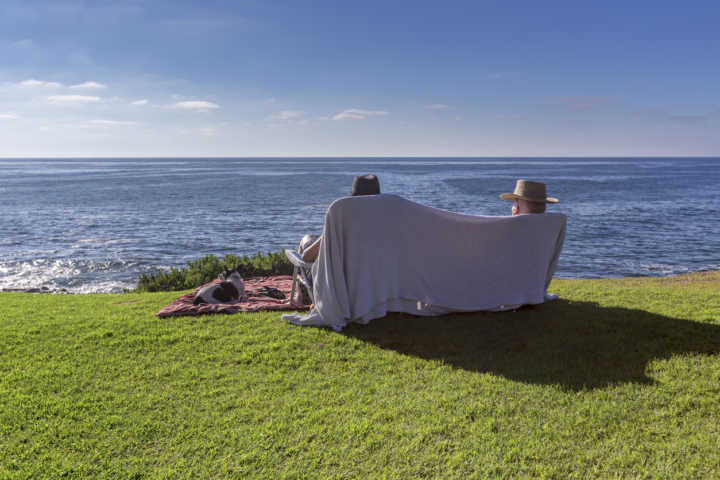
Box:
2, 155, 720, 160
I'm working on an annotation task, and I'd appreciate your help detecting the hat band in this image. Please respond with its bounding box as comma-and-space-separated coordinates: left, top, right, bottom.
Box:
500, 192, 559, 203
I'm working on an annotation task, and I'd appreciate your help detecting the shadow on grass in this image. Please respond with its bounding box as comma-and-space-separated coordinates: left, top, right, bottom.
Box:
343, 300, 720, 390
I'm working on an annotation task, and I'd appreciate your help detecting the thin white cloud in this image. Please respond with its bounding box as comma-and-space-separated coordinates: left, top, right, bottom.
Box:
0, 112, 19, 120
11, 39, 33, 48
130, 99, 148, 106
495, 114, 527, 120
635, 107, 666, 115
88, 119, 137, 126
267, 110, 305, 121
178, 126, 220, 136
332, 108, 388, 121
548, 96, 611, 109
47, 95, 101, 104
21, 79, 63, 88
173, 101, 219, 111
70, 81, 107, 89
671, 115, 705, 124
425, 104, 449, 110
158, 17, 242, 36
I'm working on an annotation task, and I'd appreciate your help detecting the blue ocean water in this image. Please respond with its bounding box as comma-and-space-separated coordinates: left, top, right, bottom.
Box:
1, 157, 719, 293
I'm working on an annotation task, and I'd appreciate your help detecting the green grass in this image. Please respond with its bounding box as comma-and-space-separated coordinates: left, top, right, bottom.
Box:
1, 272, 720, 478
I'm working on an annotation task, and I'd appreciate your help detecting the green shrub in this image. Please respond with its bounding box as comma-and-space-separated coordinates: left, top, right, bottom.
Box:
135, 252, 293, 292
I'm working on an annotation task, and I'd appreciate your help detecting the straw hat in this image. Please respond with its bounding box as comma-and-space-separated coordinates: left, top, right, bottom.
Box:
500, 180, 559, 203
351, 174, 381, 196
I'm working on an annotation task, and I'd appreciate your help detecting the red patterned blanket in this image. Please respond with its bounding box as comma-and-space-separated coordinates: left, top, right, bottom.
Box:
156, 275, 309, 317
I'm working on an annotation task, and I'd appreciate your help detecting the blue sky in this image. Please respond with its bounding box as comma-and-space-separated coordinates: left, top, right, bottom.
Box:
1, 0, 718, 156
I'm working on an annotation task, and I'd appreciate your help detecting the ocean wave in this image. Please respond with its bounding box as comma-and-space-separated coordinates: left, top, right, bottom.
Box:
0, 258, 153, 293
72, 238, 137, 249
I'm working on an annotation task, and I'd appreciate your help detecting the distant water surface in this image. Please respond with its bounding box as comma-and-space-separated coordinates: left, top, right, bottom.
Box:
1, 157, 718, 293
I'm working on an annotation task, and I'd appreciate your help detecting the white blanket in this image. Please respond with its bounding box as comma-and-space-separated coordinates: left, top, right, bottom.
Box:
284, 194, 566, 331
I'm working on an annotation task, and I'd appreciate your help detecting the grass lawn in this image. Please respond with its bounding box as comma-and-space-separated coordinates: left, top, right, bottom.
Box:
1, 272, 720, 478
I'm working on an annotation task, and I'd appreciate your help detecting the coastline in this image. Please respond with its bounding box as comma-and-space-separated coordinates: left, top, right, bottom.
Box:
1, 287, 72, 294
2, 269, 718, 295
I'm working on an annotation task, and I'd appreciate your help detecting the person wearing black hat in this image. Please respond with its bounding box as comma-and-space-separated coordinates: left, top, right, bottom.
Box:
350, 174, 381, 197
298, 174, 380, 263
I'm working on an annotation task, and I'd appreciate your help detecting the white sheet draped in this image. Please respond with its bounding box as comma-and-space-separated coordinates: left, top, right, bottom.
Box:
284, 194, 566, 331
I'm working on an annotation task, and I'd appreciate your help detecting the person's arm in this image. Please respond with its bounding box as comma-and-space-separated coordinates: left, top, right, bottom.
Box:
301, 236, 322, 262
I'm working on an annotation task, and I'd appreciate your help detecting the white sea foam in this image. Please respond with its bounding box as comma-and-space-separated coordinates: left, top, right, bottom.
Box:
0, 258, 142, 293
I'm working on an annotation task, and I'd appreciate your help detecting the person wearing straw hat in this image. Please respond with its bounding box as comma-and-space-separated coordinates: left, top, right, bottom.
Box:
500, 179, 559, 215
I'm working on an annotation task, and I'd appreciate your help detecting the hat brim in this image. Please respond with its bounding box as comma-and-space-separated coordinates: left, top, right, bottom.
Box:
500, 193, 559, 203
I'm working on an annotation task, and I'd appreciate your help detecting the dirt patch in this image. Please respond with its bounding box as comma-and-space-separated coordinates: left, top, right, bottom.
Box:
552, 270, 720, 289
112, 300, 143, 305
633, 270, 719, 284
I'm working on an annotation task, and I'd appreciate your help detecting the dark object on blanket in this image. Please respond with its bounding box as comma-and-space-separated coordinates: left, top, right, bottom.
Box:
193, 269, 245, 305
248, 286, 286, 300
157, 275, 308, 317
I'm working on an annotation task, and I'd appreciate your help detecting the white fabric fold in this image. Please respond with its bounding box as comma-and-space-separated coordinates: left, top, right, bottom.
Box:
283, 194, 566, 331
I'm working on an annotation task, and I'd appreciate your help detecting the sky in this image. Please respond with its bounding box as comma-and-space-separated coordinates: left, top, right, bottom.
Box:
0, 0, 718, 157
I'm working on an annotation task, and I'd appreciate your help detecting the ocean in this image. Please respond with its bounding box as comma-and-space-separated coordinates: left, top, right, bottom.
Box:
1, 157, 719, 293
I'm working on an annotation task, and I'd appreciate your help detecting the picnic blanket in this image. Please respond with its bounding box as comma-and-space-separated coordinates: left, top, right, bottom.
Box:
157, 275, 309, 317
283, 194, 566, 331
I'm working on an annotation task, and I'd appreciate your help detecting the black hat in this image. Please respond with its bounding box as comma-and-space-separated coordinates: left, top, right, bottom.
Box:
351, 174, 381, 196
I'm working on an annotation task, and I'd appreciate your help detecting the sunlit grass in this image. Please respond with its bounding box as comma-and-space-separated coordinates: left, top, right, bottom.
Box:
1, 272, 719, 478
